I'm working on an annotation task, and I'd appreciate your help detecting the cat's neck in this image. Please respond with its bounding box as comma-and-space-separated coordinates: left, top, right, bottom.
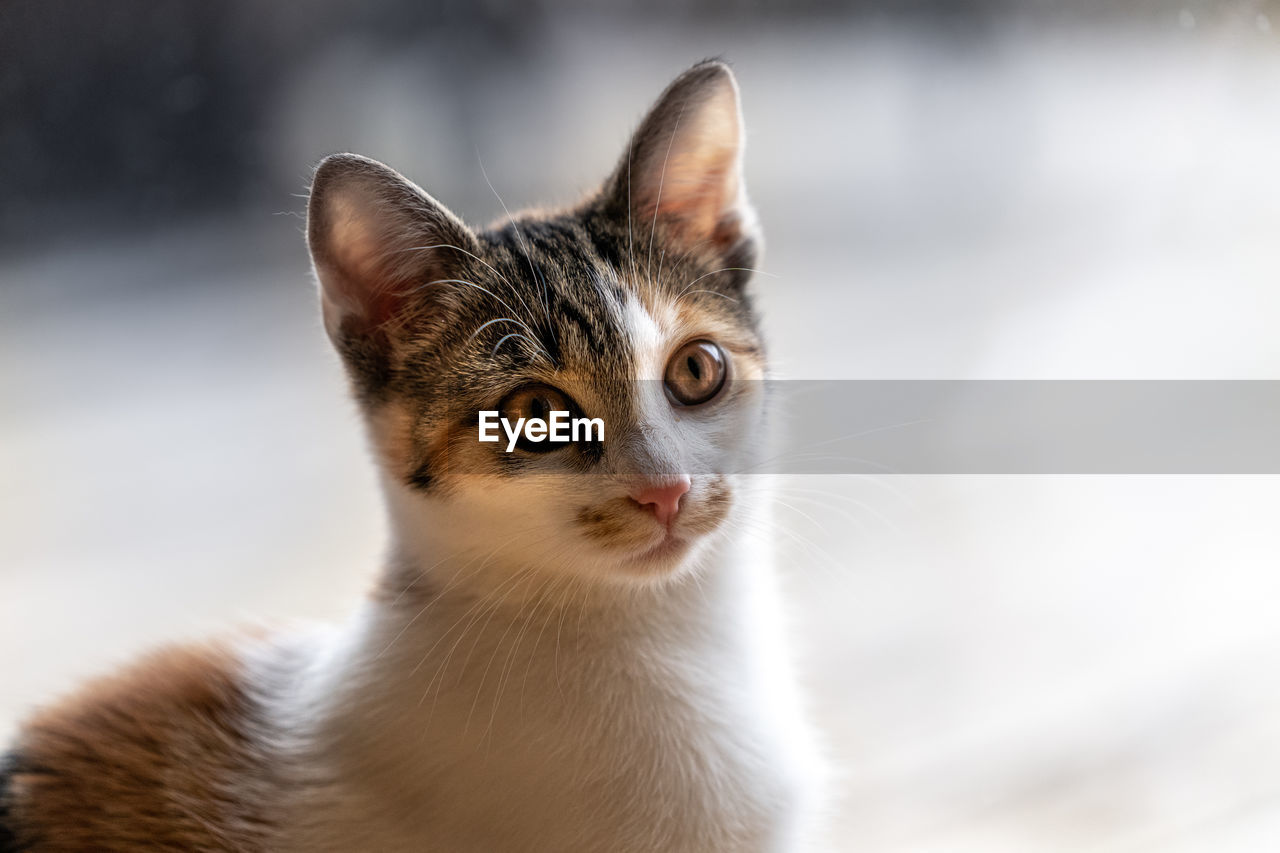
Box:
269, 482, 808, 851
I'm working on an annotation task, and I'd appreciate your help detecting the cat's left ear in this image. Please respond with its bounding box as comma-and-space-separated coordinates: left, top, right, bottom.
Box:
605, 61, 758, 263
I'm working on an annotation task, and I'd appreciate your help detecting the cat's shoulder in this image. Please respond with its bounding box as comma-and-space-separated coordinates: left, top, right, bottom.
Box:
1, 638, 277, 850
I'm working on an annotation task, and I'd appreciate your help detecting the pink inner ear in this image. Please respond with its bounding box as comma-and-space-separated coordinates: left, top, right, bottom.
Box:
310, 153, 476, 340
325, 195, 408, 328
660, 155, 737, 242
645, 84, 743, 248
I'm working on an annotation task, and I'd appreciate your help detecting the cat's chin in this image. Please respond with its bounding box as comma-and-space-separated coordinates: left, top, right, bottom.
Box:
610, 533, 697, 578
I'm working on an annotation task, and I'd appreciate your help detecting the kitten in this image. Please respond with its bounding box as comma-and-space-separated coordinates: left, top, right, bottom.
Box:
0, 61, 822, 852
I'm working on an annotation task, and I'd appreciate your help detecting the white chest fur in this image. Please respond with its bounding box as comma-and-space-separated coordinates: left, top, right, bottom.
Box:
262, 534, 821, 853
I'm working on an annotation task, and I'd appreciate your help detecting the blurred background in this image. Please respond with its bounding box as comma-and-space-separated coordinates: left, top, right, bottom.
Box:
3, 1, 1280, 849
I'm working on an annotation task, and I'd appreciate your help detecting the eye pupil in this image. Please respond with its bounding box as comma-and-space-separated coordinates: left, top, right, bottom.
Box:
687, 356, 701, 380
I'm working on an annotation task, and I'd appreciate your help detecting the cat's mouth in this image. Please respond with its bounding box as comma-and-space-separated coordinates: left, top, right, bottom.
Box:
574, 477, 732, 573
573, 498, 691, 570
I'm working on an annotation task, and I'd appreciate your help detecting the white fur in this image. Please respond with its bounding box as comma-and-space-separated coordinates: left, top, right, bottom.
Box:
241, 298, 825, 851
250, 485, 821, 853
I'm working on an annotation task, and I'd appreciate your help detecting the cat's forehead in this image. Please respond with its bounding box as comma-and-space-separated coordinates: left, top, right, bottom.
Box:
473, 209, 753, 371
475, 216, 630, 373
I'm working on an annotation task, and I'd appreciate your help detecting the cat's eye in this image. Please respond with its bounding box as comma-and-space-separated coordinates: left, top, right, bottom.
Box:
664, 340, 727, 407
498, 384, 576, 453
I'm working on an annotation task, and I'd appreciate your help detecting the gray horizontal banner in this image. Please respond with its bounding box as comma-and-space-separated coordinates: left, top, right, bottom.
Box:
761, 380, 1280, 474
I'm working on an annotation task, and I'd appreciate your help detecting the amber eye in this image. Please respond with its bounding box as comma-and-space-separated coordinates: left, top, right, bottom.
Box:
498, 384, 575, 453
664, 340, 727, 406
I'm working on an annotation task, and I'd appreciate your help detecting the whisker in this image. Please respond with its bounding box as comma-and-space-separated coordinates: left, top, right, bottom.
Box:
374, 554, 464, 659
417, 545, 557, 718
406, 525, 556, 688
465, 317, 528, 348
680, 289, 739, 303
415, 278, 552, 362
395, 242, 517, 291
674, 266, 777, 305
461, 567, 544, 735
735, 416, 933, 476
647, 103, 688, 285
652, 236, 713, 295
492, 332, 534, 358
627, 139, 640, 292
395, 241, 546, 341
477, 154, 556, 344
485, 570, 563, 743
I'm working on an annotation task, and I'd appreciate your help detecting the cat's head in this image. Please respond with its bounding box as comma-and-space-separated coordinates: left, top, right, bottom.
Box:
307, 61, 767, 588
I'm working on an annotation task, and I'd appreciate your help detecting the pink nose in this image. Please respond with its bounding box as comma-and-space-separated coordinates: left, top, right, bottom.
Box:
629, 477, 691, 527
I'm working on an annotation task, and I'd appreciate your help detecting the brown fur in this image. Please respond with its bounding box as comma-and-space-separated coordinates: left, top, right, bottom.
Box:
3, 643, 275, 851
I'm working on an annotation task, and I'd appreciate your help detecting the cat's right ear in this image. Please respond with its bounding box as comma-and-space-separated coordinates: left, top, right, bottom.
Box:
307, 154, 478, 341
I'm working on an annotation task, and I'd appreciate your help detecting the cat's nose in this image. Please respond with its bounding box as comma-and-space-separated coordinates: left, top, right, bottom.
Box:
629, 476, 692, 527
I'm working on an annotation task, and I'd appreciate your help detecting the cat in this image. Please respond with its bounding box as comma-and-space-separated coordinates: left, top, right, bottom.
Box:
0, 60, 823, 852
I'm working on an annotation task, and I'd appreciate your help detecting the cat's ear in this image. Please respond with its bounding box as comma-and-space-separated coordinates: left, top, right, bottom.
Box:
307, 153, 477, 339
606, 61, 758, 260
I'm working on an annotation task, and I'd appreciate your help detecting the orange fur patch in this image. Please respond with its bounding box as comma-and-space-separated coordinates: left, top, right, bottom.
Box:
4, 642, 275, 850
